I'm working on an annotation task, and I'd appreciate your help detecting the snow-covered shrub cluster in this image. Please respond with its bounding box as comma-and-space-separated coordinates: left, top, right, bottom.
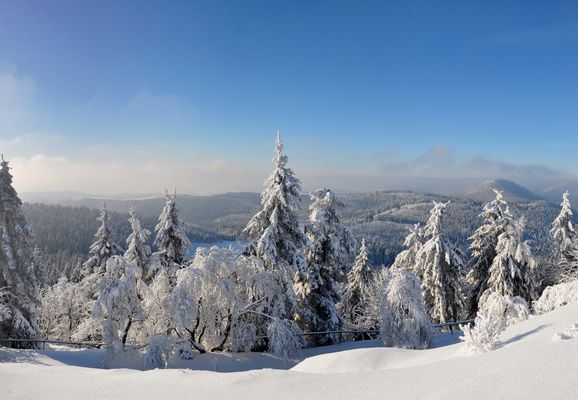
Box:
36, 277, 83, 339
460, 292, 529, 353
533, 280, 578, 314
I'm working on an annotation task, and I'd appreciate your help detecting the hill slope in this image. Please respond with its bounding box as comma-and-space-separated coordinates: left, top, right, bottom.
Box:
465, 179, 544, 203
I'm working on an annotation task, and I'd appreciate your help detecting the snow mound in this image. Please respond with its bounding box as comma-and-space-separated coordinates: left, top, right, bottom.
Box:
293, 301, 578, 375
552, 323, 578, 341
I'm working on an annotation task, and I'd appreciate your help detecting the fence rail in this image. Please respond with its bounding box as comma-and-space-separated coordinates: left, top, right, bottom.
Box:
0, 338, 104, 350
0, 319, 475, 350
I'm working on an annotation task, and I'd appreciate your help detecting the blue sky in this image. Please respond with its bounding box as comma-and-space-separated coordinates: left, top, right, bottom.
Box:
0, 0, 577, 194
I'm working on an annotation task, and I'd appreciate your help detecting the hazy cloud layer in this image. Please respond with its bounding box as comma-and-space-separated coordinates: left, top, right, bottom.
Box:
381, 144, 573, 189
8, 145, 575, 197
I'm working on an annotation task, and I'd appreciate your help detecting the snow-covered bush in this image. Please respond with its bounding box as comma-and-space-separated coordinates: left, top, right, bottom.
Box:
140, 266, 172, 341
460, 292, 529, 353
533, 280, 578, 314
145, 334, 175, 369
37, 277, 84, 339
378, 267, 434, 349
266, 318, 304, 359
163, 247, 303, 356
92, 256, 146, 354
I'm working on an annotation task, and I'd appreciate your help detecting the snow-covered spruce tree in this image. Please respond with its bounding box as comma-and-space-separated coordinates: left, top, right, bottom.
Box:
148, 191, 191, 281
0, 156, 39, 343
485, 216, 536, 303
93, 256, 146, 355
550, 191, 578, 283
124, 206, 151, 274
121, 206, 151, 341
82, 202, 123, 276
296, 188, 356, 346
242, 132, 306, 322
464, 190, 508, 318
74, 202, 123, 341
415, 201, 465, 324
391, 223, 424, 279
378, 267, 434, 349
340, 238, 374, 331
140, 192, 190, 344
460, 292, 529, 353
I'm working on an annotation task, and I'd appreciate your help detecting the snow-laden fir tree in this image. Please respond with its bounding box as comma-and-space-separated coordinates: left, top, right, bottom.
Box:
378, 267, 434, 349
148, 191, 191, 281
296, 188, 356, 346
82, 202, 123, 276
75, 202, 123, 341
93, 255, 146, 354
140, 192, 191, 343
391, 223, 424, 279
550, 191, 578, 283
415, 201, 465, 324
124, 206, 151, 275
242, 132, 306, 320
340, 238, 374, 331
0, 156, 39, 342
464, 190, 508, 318
485, 216, 536, 303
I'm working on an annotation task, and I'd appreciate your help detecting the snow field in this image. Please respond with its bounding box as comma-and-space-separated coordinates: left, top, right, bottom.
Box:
1, 301, 577, 399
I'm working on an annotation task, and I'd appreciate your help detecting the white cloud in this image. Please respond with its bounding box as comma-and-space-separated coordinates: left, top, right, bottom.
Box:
381, 145, 571, 182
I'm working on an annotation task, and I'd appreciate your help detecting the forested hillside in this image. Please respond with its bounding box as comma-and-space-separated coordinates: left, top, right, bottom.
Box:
22, 189, 565, 280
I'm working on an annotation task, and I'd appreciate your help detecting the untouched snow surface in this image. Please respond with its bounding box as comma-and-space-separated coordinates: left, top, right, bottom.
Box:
1, 302, 578, 399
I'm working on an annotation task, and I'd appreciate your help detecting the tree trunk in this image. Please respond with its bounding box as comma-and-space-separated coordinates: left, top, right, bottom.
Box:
121, 316, 132, 346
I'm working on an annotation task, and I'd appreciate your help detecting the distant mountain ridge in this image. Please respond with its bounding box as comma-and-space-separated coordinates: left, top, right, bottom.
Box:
464, 179, 544, 203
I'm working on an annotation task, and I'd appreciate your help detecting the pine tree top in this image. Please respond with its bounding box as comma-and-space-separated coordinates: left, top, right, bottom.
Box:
243, 132, 303, 239
423, 201, 450, 238
551, 190, 575, 239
